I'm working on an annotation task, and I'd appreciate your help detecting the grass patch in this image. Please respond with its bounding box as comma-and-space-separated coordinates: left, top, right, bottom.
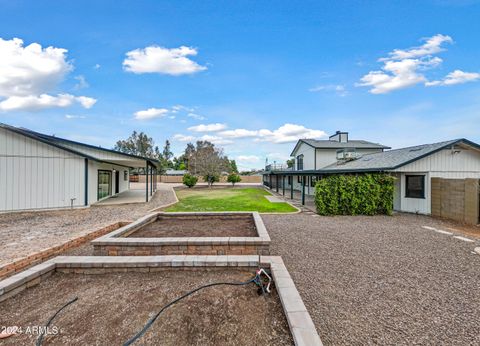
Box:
166, 187, 297, 213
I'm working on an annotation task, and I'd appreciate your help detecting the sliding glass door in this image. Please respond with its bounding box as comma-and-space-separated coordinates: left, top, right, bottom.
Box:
97, 170, 112, 200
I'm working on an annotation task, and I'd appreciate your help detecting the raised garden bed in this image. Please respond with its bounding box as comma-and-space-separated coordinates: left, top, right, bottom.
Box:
0, 256, 321, 345
91, 212, 271, 256
0, 222, 129, 280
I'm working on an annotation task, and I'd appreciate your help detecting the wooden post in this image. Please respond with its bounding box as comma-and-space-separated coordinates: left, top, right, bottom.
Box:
302, 175, 305, 205
282, 175, 285, 195
145, 163, 149, 202
290, 176, 294, 199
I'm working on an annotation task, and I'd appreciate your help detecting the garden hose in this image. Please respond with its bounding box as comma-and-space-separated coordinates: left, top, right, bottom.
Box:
123, 269, 271, 346
35, 296, 78, 346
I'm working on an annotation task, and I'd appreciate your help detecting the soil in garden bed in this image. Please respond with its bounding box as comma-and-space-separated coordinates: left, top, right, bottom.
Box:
0, 270, 292, 346
127, 214, 258, 237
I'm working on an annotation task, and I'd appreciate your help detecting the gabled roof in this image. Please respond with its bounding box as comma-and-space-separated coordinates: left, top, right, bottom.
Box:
290, 138, 390, 156
321, 139, 480, 173
0, 123, 158, 167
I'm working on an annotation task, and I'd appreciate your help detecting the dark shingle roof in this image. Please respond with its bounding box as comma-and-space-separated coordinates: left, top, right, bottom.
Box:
0, 123, 158, 164
302, 139, 390, 149
322, 139, 475, 172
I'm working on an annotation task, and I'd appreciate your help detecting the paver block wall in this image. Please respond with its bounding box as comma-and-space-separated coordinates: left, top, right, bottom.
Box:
431, 178, 479, 225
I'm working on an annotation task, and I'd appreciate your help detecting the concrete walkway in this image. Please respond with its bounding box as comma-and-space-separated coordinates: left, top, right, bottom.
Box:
94, 189, 150, 206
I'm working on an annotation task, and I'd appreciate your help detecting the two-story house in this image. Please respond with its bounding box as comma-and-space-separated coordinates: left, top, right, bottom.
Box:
264, 131, 390, 195
263, 130, 480, 221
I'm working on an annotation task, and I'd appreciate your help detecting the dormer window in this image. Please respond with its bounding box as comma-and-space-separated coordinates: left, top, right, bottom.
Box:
296, 154, 304, 170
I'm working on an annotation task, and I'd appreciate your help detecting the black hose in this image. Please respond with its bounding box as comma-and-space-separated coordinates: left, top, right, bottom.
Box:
35, 296, 78, 346
123, 276, 258, 346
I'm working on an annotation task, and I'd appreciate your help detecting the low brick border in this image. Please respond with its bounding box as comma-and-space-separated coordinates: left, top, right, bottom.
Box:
0, 222, 130, 280
91, 212, 271, 256
0, 255, 322, 346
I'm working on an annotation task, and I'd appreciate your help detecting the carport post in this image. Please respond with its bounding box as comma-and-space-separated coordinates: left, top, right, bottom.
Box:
302, 175, 305, 205
145, 163, 149, 202
290, 176, 293, 199
282, 175, 285, 196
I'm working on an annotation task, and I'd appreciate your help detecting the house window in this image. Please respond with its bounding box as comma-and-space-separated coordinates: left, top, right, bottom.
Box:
296, 154, 304, 170
405, 175, 425, 198
310, 176, 317, 187
288, 176, 292, 185
124, 170, 128, 181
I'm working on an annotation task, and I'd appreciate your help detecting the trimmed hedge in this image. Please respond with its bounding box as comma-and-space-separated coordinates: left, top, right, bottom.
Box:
314, 173, 395, 216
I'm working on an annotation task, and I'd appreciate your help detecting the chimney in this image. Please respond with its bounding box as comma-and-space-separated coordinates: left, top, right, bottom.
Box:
329, 131, 348, 143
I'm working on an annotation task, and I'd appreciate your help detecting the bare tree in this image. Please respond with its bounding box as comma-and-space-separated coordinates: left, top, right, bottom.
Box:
188, 141, 229, 187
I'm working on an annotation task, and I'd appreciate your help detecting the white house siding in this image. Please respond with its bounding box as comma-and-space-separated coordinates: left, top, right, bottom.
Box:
88, 161, 130, 205
0, 127, 85, 212
292, 142, 315, 170
392, 147, 480, 214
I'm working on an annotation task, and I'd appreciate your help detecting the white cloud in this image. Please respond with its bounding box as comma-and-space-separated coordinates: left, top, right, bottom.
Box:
0, 94, 96, 111
73, 75, 89, 90
0, 37, 96, 111
65, 114, 86, 119
188, 123, 227, 132
187, 112, 206, 120
382, 34, 453, 61
219, 129, 258, 138
123, 45, 207, 75
426, 69, 480, 86
172, 105, 195, 113
173, 134, 195, 142
309, 84, 348, 96
236, 155, 260, 163
198, 135, 233, 145
256, 123, 327, 143
93, 64, 101, 69
134, 107, 169, 120
356, 34, 479, 94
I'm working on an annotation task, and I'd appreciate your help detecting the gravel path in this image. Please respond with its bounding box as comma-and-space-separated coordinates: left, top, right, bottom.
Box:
0, 184, 177, 266
262, 212, 480, 345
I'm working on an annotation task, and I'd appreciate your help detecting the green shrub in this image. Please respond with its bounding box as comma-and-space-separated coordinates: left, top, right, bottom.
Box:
182, 173, 198, 188
227, 173, 242, 186
203, 173, 220, 187
314, 173, 395, 216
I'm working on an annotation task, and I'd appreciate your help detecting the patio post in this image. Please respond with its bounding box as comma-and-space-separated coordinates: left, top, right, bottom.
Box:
269, 174, 272, 189
145, 162, 149, 202
282, 175, 285, 195
290, 176, 293, 199
150, 165, 153, 196
302, 175, 305, 205
276, 175, 279, 192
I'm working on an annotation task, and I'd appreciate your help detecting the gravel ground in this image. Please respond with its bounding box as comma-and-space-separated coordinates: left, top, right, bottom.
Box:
0, 270, 292, 346
0, 184, 177, 267
262, 212, 480, 345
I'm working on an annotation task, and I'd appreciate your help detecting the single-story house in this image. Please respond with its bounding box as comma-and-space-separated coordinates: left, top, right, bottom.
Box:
0, 123, 158, 212
264, 131, 480, 219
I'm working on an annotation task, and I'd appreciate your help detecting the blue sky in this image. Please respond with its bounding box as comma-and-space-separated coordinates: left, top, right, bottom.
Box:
1, 0, 480, 170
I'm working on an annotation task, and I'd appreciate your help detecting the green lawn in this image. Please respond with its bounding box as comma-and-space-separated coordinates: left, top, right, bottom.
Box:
165, 187, 297, 213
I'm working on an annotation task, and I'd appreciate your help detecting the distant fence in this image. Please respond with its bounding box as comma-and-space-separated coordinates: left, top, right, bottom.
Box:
431, 178, 479, 225
132, 174, 262, 184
